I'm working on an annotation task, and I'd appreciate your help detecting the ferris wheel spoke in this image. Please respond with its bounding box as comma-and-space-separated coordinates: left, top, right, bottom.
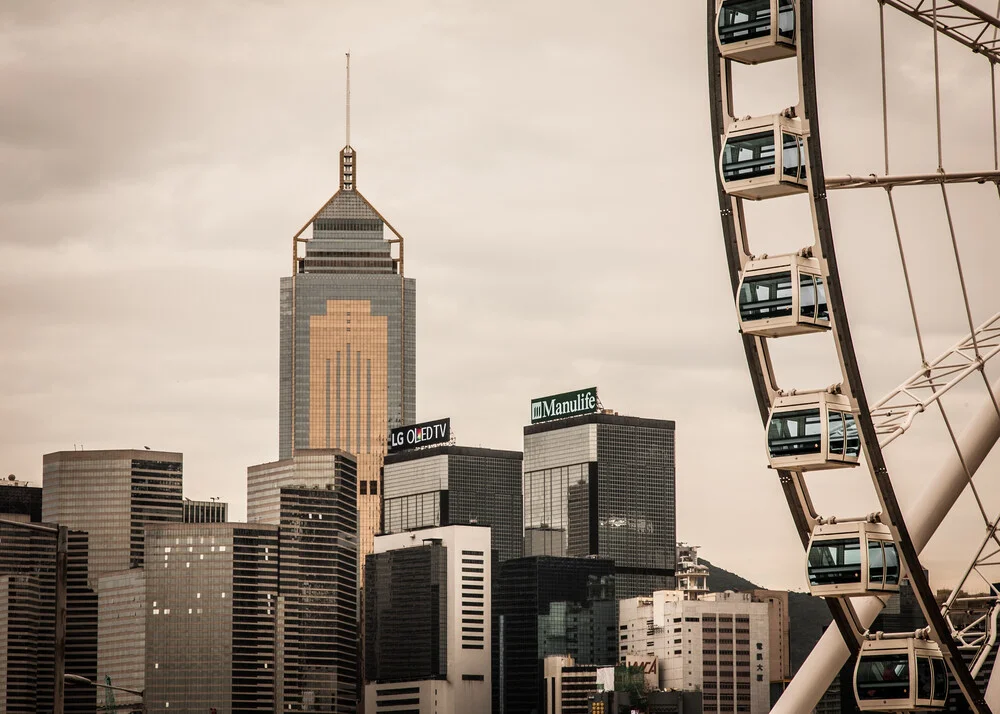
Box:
881, 0, 1000, 62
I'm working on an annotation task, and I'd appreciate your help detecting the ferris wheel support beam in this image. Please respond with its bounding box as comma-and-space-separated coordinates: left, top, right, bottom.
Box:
826, 169, 1000, 190
772, 378, 1000, 714
880, 0, 1000, 64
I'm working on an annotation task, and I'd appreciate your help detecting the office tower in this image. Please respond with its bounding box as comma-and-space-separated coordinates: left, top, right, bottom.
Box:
543, 655, 600, 714
523, 412, 676, 600
382, 444, 523, 563
364, 525, 491, 714
145, 523, 279, 712
279, 61, 416, 564
619, 590, 771, 714
496, 555, 617, 714
97, 569, 145, 712
42, 449, 184, 578
183, 497, 229, 523
0, 522, 95, 714
0, 476, 42, 522
248, 450, 359, 712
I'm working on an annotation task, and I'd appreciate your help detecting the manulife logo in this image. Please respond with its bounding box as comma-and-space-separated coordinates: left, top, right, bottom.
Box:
530, 387, 598, 424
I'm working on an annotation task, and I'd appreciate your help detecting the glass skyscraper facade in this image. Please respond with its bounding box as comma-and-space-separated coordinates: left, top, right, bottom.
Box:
522, 413, 676, 600
496, 556, 617, 714
145, 523, 280, 712
382, 445, 524, 563
0, 523, 95, 714
42, 450, 184, 579
247, 450, 359, 712
279, 145, 416, 565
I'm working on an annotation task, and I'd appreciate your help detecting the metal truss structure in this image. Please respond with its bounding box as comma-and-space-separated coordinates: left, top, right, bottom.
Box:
708, 0, 1000, 711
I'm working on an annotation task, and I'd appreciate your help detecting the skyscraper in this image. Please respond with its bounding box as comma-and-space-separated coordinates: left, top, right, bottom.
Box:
280, 56, 416, 561
495, 556, 617, 714
522, 412, 676, 600
247, 449, 359, 712
144, 522, 280, 712
42, 449, 183, 710
382, 444, 523, 563
364, 525, 492, 714
42, 449, 184, 579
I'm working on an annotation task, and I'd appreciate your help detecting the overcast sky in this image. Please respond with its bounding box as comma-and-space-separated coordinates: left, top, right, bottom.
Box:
3, 0, 999, 592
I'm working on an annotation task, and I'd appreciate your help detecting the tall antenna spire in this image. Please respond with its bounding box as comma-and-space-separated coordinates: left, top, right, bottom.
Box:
340, 52, 355, 191
345, 51, 351, 148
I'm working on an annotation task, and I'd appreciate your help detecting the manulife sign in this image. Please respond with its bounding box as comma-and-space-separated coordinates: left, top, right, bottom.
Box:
530, 387, 598, 424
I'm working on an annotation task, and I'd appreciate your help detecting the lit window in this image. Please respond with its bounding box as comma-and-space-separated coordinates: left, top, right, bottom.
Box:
153, 609, 160, 615
163, 609, 170, 615
219, 546, 226, 552
196, 593, 201, 599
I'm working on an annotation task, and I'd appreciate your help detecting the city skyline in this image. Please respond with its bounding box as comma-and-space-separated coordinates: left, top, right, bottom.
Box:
3, 0, 1000, 594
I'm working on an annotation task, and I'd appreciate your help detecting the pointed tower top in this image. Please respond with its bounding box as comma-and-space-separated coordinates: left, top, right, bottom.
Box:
340, 52, 355, 191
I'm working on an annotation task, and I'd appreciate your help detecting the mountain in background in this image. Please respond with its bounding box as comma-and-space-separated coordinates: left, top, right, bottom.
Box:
700, 556, 832, 674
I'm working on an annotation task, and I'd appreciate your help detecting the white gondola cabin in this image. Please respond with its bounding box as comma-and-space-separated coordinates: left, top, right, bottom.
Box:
720, 114, 808, 200
716, 0, 796, 64
738, 254, 829, 337
806, 522, 900, 597
766, 392, 860, 470
854, 638, 948, 711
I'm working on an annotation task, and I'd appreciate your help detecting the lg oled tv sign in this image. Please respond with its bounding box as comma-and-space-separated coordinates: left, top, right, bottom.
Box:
389, 417, 451, 454
530, 387, 598, 424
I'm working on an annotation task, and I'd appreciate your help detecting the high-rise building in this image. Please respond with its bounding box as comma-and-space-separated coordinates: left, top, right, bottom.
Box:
279, 61, 416, 564
364, 525, 492, 714
0, 477, 42, 522
0, 522, 95, 714
97, 569, 146, 713
183, 497, 228, 523
247, 449, 359, 712
382, 444, 523, 563
42, 449, 184, 579
144, 522, 279, 712
496, 555, 617, 714
523, 412, 676, 600
619, 589, 771, 714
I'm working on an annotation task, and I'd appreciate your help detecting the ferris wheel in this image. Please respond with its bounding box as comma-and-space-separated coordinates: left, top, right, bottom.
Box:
707, 1, 1000, 712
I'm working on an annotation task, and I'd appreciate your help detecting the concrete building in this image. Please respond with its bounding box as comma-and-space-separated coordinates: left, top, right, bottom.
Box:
543, 655, 600, 714
42, 449, 184, 579
279, 129, 416, 566
144, 522, 279, 712
97, 569, 146, 713
247, 450, 359, 712
522, 412, 676, 600
619, 590, 771, 714
183, 497, 228, 523
364, 525, 491, 714
750, 589, 790, 685
496, 555, 617, 714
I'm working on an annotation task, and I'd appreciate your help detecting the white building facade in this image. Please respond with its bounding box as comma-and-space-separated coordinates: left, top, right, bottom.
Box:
364, 524, 491, 714
619, 590, 770, 714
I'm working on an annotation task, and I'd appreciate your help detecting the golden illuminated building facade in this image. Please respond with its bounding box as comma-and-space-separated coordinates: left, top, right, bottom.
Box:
280, 142, 416, 562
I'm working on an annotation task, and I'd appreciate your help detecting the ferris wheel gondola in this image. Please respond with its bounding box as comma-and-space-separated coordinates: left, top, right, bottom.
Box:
716, 0, 797, 64
806, 521, 900, 598
854, 636, 948, 711
737, 254, 829, 337
720, 114, 808, 200
766, 392, 860, 471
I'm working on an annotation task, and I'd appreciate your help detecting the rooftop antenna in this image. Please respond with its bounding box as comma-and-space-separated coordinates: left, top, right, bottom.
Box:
345, 51, 351, 148
340, 52, 355, 191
